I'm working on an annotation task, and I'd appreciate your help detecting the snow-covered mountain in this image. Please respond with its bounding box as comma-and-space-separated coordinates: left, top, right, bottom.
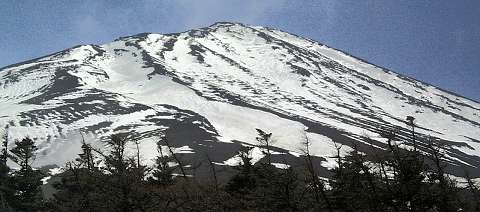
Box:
1, 22, 479, 177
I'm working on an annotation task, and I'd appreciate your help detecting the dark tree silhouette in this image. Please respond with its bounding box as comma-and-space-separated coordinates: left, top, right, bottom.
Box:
256, 128, 274, 165
0, 126, 13, 212
8, 138, 45, 211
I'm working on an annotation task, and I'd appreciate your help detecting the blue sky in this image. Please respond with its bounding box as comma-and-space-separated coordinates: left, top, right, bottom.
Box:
1, 0, 479, 101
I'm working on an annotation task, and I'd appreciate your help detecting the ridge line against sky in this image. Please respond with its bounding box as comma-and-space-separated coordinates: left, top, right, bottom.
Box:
1, 0, 479, 101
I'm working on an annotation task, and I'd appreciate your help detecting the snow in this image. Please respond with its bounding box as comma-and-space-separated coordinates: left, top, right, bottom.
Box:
49, 167, 64, 175
41, 176, 51, 185
0, 22, 479, 177
175, 145, 195, 154
272, 163, 290, 169
34, 131, 102, 167
223, 147, 266, 166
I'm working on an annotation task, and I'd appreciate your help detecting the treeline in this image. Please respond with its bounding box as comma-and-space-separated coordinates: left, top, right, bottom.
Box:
0, 125, 479, 211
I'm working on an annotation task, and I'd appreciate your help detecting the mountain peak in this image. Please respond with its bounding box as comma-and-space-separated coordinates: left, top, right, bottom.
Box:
1, 23, 479, 178
207, 21, 246, 28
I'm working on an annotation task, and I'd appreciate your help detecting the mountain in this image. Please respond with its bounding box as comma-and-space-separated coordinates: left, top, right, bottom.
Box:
1, 22, 479, 178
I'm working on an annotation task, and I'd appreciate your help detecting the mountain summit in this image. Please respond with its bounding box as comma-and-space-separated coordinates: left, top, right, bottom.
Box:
1, 22, 479, 177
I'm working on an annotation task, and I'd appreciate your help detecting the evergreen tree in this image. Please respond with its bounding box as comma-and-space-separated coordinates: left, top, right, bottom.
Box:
328, 124, 470, 211
100, 134, 150, 211
36, 121, 480, 211
253, 163, 301, 211
225, 146, 256, 195
0, 161, 11, 211
464, 172, 480, 212
330, 145, 385, 211
1, 125, 8, 165
301, 136, 332, 211
149, 137, 175, 187
8, 138, 45, 211
0, 126, 13, 212
256, 129, 274, 165
50, 137, 103, 211
226, 143, 304, 211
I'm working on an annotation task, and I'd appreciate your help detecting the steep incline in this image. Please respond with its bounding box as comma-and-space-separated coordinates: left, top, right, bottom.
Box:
1, 22, 479, 177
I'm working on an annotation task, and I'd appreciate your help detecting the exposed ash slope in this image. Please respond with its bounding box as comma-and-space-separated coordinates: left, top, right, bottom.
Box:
0, 22, 479, 177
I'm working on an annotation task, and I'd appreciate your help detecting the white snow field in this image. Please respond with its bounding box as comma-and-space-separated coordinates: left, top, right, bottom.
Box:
0, 22, 479, 177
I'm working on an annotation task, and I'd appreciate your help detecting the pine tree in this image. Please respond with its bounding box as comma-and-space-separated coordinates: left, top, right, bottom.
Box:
0, 126, 13, 212
301, 136, 332, 212
160, 135, 187, 178
465, 172, 480, 211
100, 134, 150, 211
77, 133, 95, 170
224, 146, 257, 210
0, 161, 10, 211
9, 137, 45, 211
225, 146, 256, 195
1, 125, 8, 165
150, 139, 175, 187
50, 136, 103, 211
253, 163, 301, 211
424, 137, 460, 211
330, 145, 384, 211
256, 129, 274, 165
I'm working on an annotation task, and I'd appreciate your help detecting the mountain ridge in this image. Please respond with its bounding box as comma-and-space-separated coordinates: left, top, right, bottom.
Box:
2, 21, 478, 104
1, 22, 479, 178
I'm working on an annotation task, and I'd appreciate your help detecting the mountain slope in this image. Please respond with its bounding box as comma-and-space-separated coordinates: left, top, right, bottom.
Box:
1, 22, 479, 177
